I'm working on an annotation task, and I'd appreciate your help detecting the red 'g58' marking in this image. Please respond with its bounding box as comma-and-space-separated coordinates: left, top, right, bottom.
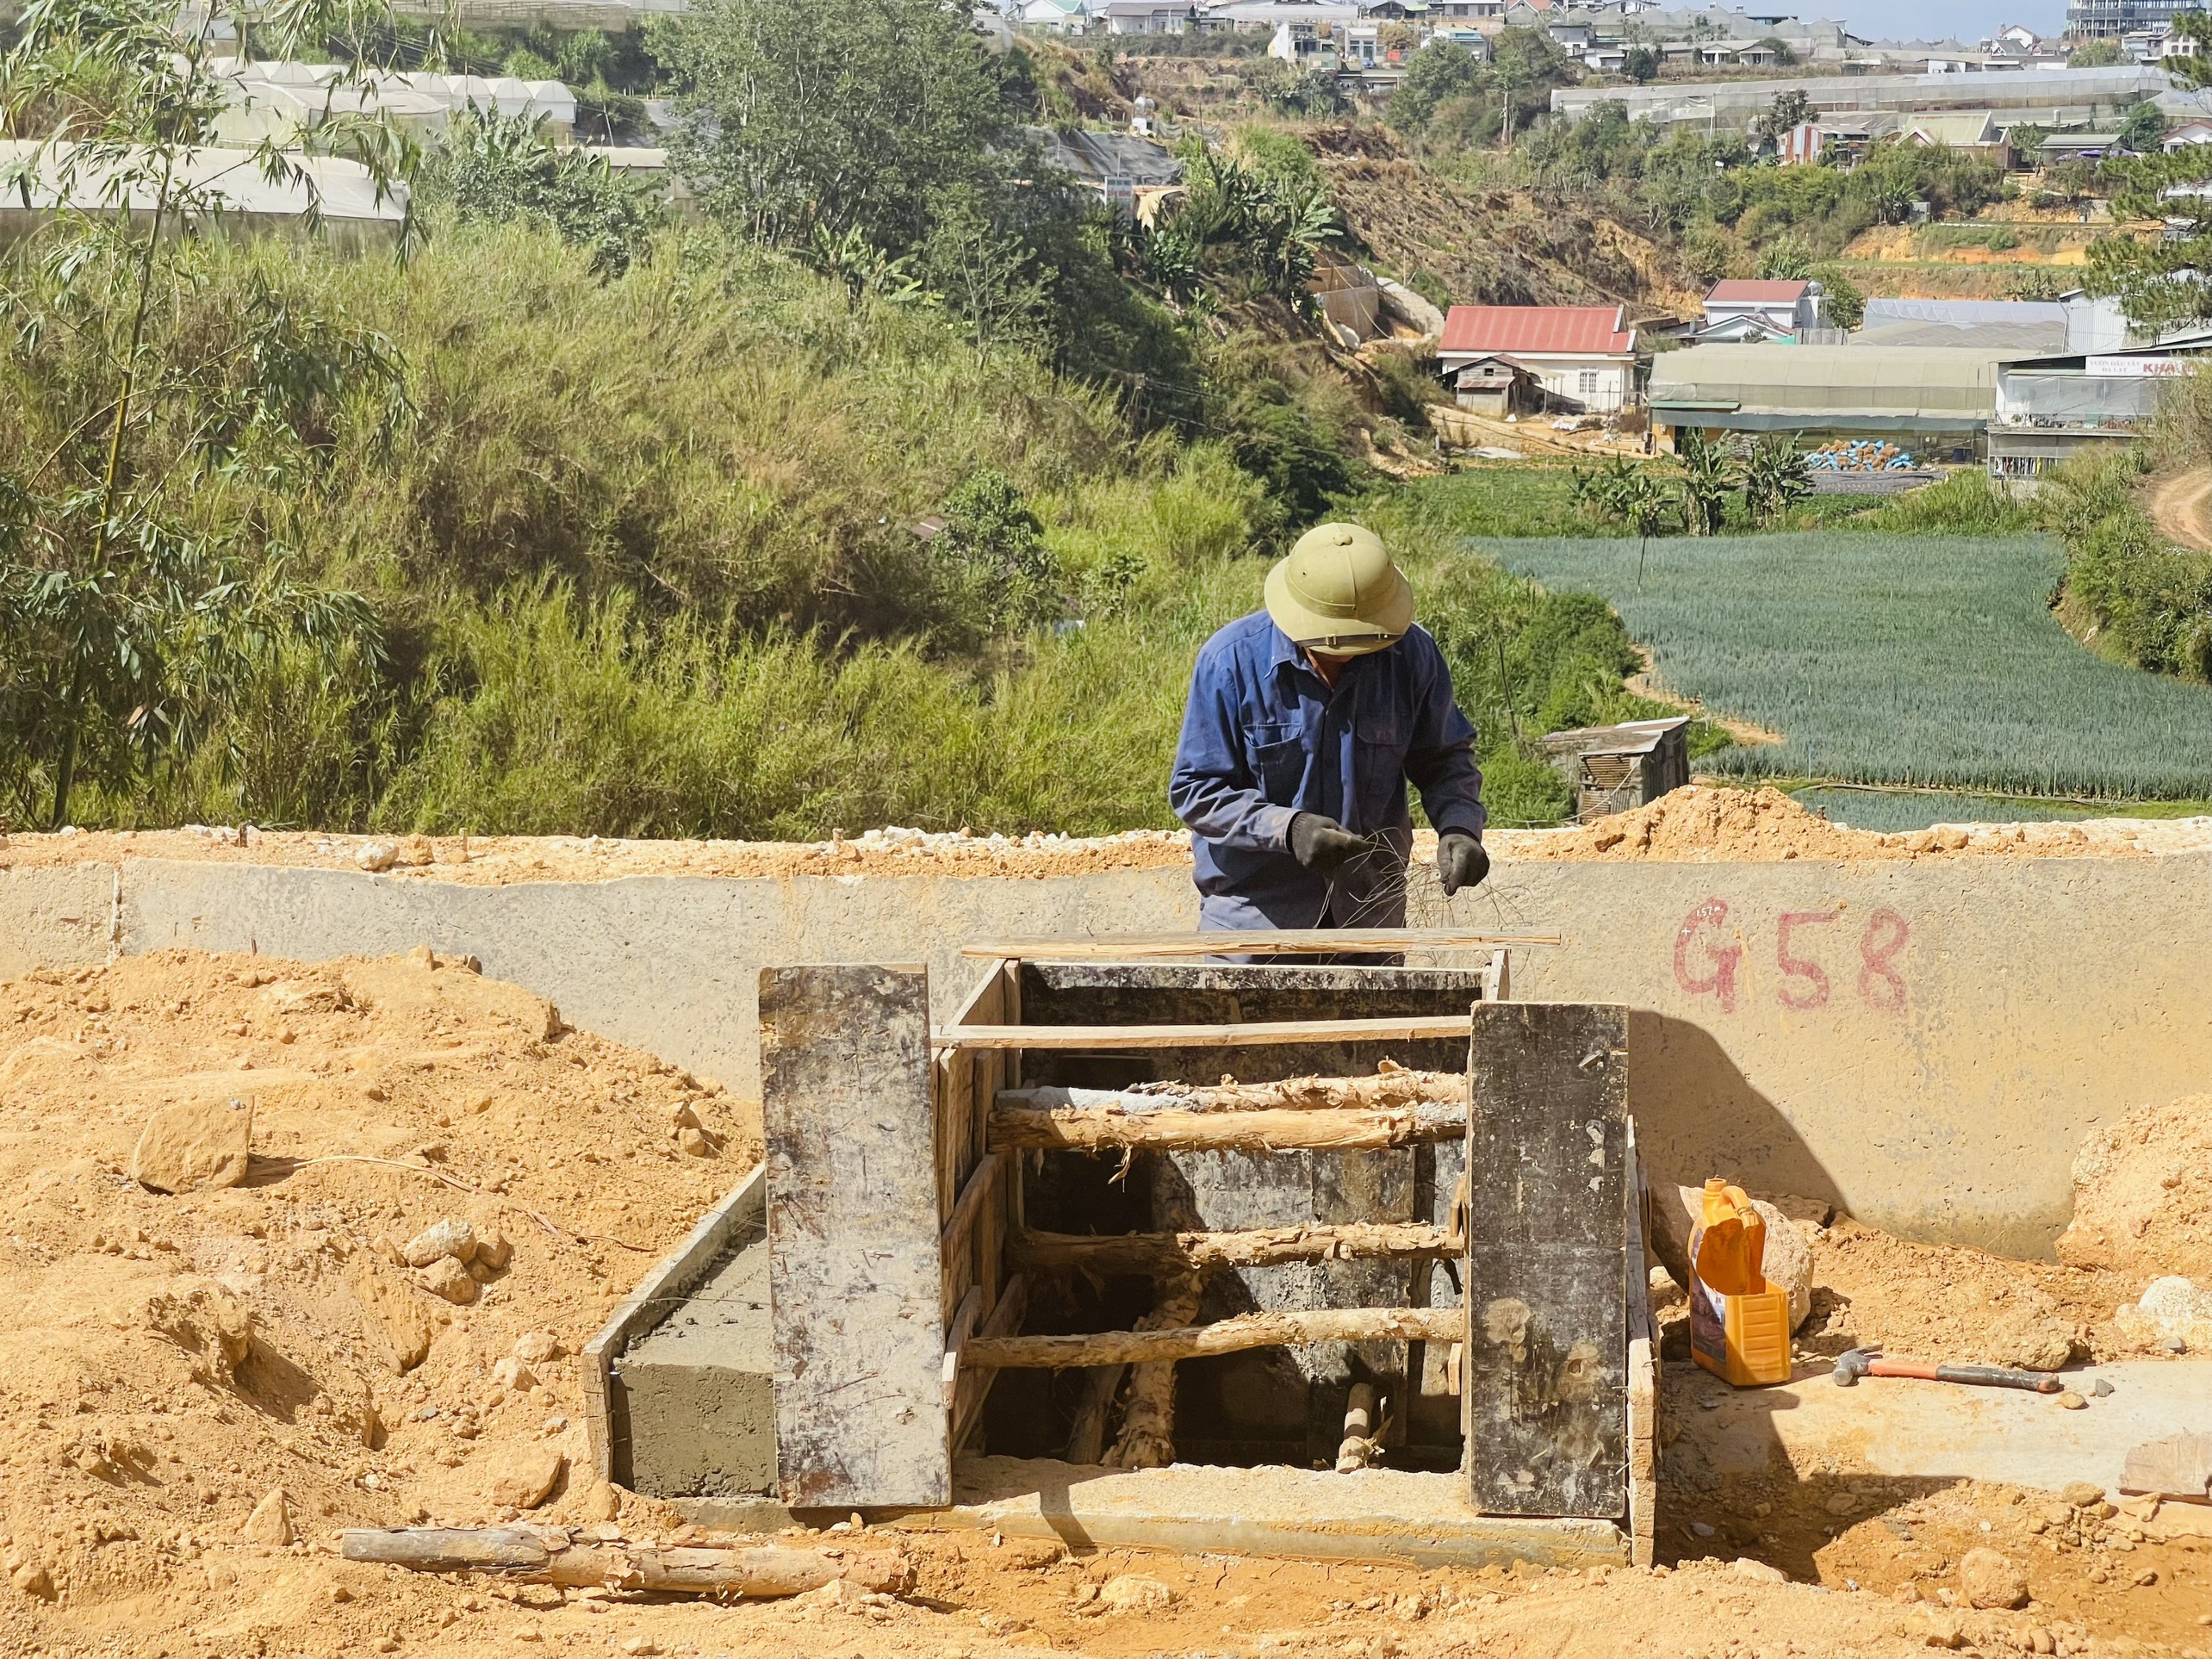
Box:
1673, 898, 1741, 1012
1859, 909, 1910, 1015
1774, 909, 1843, 1010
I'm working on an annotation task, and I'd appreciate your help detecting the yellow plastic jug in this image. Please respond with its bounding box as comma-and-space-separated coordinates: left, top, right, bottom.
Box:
1687, 1178, 1792, 1388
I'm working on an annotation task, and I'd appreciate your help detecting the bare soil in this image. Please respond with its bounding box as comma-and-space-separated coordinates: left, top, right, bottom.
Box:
1, 948, 2208, 1655
2147, 469, 2212, 556
8, 789, 2210, 891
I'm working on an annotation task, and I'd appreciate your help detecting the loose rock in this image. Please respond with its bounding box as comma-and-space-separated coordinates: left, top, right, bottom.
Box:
1733, 1557, 1786, 1584
355, 841, 399, 873
2054, 1390, 2086, 1410
487, 1446, 566, 1510
513, 1331, 562, 1364
9, 1560, 54, 1600
418, 1256, 479, 1306
129, 1096, 253, 1194
1098, 1574, 1177, 1611
344, 1257, 435, 1373
474, 1228, 513, 1273
2060, 1481, 2103, 1507
242, 1488, 295, 1546
402, 1218, 476, 1268
1958, 1546, 2029, 1610
492, 1358, 537, 1392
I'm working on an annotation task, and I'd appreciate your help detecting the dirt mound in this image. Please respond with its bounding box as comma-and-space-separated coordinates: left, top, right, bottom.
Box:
1504, 785, 2191, 862
2057, 1096, 2212, 1283
0, 947, 751, 1654
1799, 1220, 2130, 1371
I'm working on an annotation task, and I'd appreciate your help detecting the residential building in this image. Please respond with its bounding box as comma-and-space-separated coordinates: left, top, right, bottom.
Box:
1437, 304, 1639, 413
2066, 0, 2203, 42
2165, 116, 2212, 146
1449, 354, 1543, 416
1699, 278, 1827, 341
1097, 0, 1193, 28
1016, 0, 1092, 30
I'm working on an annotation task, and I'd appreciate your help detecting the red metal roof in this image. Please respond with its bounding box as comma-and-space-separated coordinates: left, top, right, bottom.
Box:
1438, 305, 1631, 357
1706, 279, 1811, 303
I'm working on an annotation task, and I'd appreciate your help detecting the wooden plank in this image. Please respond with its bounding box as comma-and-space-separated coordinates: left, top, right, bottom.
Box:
1625, 1122, 1657, 1569
1482, 948, 1511, 1004
951, 1274, 1028, 1453
1012, 1221, 1457, 1275
1000, 1077, 1467, 1113
1463, 1001, 1630, 1521
939, 1016, 1475, 1051
965, 1306, 1461, 1370
991, 1103, 1465, 1153
941, 1286, 983, 1407
580, 1167, 764, 1484
941, 1153, 1006, 1323
761, 965, 948, 1508
960, 930, 1560, 960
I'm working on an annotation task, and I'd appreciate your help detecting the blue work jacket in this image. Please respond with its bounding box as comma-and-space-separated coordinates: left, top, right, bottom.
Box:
1169, 611, 1487, 932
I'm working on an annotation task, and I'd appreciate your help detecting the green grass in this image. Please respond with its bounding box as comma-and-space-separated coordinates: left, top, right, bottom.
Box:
1483, 532, 2212, 801
1401, 463, 1882, 543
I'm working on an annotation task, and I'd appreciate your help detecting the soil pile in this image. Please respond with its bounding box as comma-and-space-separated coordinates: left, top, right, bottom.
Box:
0, 947, 750, 1655
2057, 1095, 2212, 1284
1799, 1220, 2132, 1372
1504, 785, 2212, 862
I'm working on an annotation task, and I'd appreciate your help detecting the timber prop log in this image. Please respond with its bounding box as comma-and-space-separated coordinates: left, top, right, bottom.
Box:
1012, 1221, 1457, 1274
962, 1307, 1461, 1370
339, 1528, 914, 1598
989, 1103, 1464, 1153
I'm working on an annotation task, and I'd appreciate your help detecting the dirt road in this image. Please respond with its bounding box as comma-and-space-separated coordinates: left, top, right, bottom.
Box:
2148, 466, 2212, 552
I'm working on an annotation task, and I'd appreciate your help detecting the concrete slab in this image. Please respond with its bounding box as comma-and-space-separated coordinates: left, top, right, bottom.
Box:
617, 1221, 776, 1500
887, 1456, 1631, 1569
1681, 1358, 2212, 1497
0, 865, 114, 975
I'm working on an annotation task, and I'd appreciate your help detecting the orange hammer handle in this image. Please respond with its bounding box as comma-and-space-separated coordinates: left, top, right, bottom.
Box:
1867, 1359, 1942, 1381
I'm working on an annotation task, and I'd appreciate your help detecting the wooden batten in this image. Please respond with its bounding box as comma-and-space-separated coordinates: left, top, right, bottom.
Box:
1011, 1221, 1457, 1275
960, 931, 1558, 960
940, 1016, 1476, 1051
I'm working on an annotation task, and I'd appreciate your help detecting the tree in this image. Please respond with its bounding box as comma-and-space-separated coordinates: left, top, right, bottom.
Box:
661, 0, 1016, 253
2069, 39, 2125, 68
0, 0, 395, 829
1755, 88, 1812, 145
1756, 235, 1813, 281
919, 181, 1052, 359
1739, 435, 1811, 525
2087, 146, 2212, 328
1756, 37, 1797, 68
1387, 40, 1483, 133
2008, 122, 2049, 171
2118, 98, 2165, 155
1622, 45, 1660, 84
2174, 11, 2212, 87
1811, 263, 1864, 329
430, 109, 658, 276
1674, 427, 1737, 536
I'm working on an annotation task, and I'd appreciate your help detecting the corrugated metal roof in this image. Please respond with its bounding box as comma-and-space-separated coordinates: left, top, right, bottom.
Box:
0, 139, 407, 227
1650, 344, 2011, 420
1706, 279, 1809, 303
1439, 304, 1631, 357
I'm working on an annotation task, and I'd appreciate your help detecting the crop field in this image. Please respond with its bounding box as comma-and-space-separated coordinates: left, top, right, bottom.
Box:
1485, 532, 2212, 802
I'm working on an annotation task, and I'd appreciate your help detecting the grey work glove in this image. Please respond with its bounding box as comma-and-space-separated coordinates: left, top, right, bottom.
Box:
1288, 813, 1370, 876
1437, 830, 1490, 898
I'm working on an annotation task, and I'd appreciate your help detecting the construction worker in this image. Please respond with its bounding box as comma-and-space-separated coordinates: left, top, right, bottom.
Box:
1169, 522, 1489, 945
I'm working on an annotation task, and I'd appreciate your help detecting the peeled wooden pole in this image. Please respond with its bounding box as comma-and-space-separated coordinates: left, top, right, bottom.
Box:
1103, 1272, 1204, 1469
999, 1075, 1467, 1114
1335, 1382, 1382, 1473
1013, 1221, 1457, 1275
1063, 1363, 1128, 1465
965, 1307, 1461, 1370
990, 1103, 1463, 1153
339, 1528, 914, 1598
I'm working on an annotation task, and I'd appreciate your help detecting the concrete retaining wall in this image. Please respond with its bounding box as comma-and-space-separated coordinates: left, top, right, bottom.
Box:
7, 850, 2210, 1258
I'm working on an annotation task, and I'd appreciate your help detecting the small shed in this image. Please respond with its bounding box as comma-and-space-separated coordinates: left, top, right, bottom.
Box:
1539, 718, 1691, 821
1449, 353, 1539, 416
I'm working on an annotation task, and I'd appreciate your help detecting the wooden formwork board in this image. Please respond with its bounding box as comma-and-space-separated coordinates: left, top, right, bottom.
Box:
1463, 1001, 1631, 1521
1625, 1120, 1658, 1569
762, 966, 948, 1508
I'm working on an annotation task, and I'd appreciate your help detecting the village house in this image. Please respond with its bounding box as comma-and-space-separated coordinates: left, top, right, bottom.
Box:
1436, 304, 1638, 413
1699, 279, 1828, 344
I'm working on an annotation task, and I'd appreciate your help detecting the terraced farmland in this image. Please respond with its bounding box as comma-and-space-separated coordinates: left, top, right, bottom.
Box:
1486, 532, 2212, 802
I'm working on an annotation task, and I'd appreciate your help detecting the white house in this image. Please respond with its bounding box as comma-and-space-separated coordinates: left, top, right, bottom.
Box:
2165, 119, 2212, 151
1699, 278, 1827, 343
1016, 0, 1091, 30
1437, 304, 1637, 413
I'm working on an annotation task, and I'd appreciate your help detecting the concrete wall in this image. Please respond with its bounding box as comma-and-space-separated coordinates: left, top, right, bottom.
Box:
7, 850, 2210, 1258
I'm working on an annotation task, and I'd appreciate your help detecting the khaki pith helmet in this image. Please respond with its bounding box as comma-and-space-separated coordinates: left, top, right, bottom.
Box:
1263, 523, 1415, 655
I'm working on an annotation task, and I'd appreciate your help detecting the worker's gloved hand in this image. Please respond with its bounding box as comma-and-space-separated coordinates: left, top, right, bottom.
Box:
1437, 830, 1490, 897
1288, 813, 1370, 876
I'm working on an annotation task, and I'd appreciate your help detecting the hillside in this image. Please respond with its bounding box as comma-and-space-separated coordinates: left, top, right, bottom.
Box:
1306, 125, 1701, 316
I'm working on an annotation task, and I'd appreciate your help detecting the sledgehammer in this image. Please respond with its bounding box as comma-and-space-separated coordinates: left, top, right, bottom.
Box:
1833, 1346, 2063, 1394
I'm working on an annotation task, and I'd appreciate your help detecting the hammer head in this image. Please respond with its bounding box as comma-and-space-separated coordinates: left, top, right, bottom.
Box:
1834, 1347, 1879, 1387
